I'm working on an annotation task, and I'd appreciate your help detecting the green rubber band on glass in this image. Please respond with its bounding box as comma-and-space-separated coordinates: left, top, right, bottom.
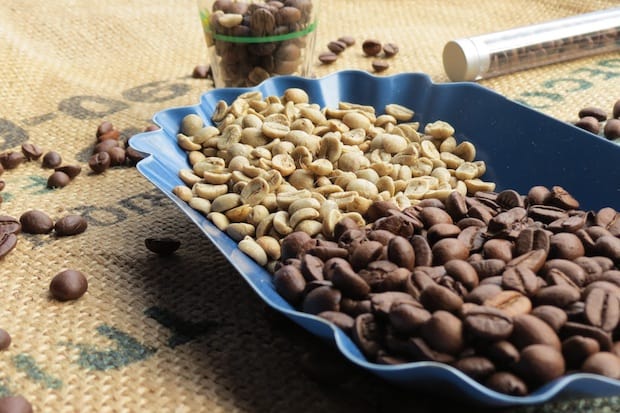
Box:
200, 13, 317, 44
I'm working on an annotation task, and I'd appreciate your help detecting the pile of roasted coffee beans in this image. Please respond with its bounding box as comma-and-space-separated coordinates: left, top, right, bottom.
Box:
318, 36, 400, 73
206, 0, 317, 87
88, 121, 146, 174
274, 185, 620, 395
574, 99, 620, 141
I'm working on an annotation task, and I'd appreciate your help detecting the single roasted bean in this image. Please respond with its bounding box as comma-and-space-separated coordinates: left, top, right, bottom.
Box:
20, 210, 54, 234
484, 372, 528, 396
535, 284, 580, 308
515, 344, 565, 386
453, 356, 496, 381
502, 266, 540, 296
581, 352, 620, 379
484, 290, 532, 317
562, 335, 600, 369
389, 302, 431, 335
531, 305, 567, 332
584, 287, 620, 331
420, 310, 464, 355
420, 283, 463, 313
54, 214, 88, 236
511, 314, 561, 350
351, 313, 382, 359
463, 305, 513, 341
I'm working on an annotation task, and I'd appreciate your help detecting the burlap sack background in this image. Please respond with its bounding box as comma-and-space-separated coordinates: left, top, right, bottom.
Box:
0, 1, 618, 412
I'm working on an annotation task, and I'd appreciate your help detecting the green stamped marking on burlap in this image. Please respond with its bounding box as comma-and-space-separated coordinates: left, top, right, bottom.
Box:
0, 378, 12, 397
12, 354, 62, 390
144, 306, 219, 348
64, 325, 156, 371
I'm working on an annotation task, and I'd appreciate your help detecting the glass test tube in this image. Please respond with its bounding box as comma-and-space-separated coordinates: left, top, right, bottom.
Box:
442, 7, 620, 82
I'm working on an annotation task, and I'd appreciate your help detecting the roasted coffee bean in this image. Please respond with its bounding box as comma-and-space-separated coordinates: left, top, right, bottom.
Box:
582, 352, 620, 379
614, 99, 620, 119
41, 151, 62, 168
531, 305, 567, 332
107, 147, 127, 166
596, 235, 620, 263
483, 239, 513, 263
411, 235, 433, 267
420, 310, 464, 355
543, 259, 586, 287
192, 64, 211, 79
561, 322, 613, 351
432, 238, 469, 265
445, 191, 469, 220
526, 185, 551, 206
515, 228, 550, 256
562, 335, 600, 368
54, 214, 87, 236
549, 232, 584, 260
470, 259, 506, 280
485, 290, 532, 317
280, 231, 314, 260
420, 284, 463, 313
465, 284, 502, 304
47, 171, 70, 188
0, 328, 11, 350
318, 311, 355, 334
480, 340, 520, 369
339, 298, 371, 317
330, 259, 370, 299
273, 265, 306, 304
350, 240, 384, 271
301, 254, 325, 281
0, 395, 33, 413
94, 139, 120, 154
579, 106, 607, 121
382, 42, 399, 57
452, 356, 495, 380
389, 302, 431, 334
371, 60, 389, 72
574, 256, 604, 284
96, 121, 115, 138
302, 285, 341, 315
0, 232, 17, 258
318, 51, 338, 64
21, 142, 43, 161
515, 344, 565, 386
574, 116, 601, 134
387, 236, 415, 271
88, 152, 111, 174
327, 40, 347, 54
535, 284, 580, 308
351, 313, 382, 359
512, 314, 561, 350
548, 186, 580, 210
370, 292, 417, 317
144, 237, 181, 255
419, 206, 453, 227
584, 287, 620, 331
125, 146, 146, 165
501, 266, 539, 296
49, 269, 88, 301
0, 215, 20, 235
528, 205, 568, 224
604, 118, 620, 140
444, 259, 478, 290
506, 249, 547, 273
54, 164, 81, 179
405, 336, 455, 363
0, 151, 25, 169
19, 210, 54, 234
484, 372, 528, 396
463, 305, 513, 341
337, 35, 355, 46
362, 39, 382, 56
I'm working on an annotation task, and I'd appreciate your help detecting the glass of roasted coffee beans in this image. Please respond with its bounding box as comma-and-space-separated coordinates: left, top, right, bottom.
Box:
198, 0, 319, 88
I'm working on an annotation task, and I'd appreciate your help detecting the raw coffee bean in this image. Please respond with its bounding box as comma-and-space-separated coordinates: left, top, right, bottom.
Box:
54, 214, 88, 236
362, 39, 382, 56
0, 232, 17, 258
0, 215, 21, 235
371, 60, 389, 72
604, 118, 620, 140
192, 64, 211, 79
318, 52, 338, 64
41, 151, 62, 168
578, 106, 607, 121
19, 210, 54, 234
47, 171, 71, 188
21, 142, 43, 161
382, 42, 399, 57
49, 269, 88, 301
0, 396, 33, 413
145, 237, 181, 255
0, 328, 11, 350
0, 151, 25, 169
88, 152, 111, 173
54, 164, 81, 180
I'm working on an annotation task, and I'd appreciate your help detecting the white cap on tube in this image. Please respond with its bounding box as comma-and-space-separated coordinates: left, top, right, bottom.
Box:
442, 38, 491, 82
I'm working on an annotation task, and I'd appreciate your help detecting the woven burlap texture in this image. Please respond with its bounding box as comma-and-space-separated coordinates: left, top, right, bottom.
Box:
0, 1, 618, 412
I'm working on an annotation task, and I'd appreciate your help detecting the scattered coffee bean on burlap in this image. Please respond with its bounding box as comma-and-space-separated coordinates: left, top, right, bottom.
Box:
327, 40, 347, 54
47, 171, 70, 188
19, 210, 54, 234
49, 269, 88, 301
362, 39, 382, 56
613, 99, 620, 119
0, 232, 17, 259
372, 60, 390, 72
21, 143, 43, 161
604, 118, 620, 140
0, 215, 20, 234
41, 151, 62, 168
383, 42, 399, 57
318, 51, 338, 64
54, 214, 87, 236
54, 164, 81, 180
0, 151, 25, 170
0, 328, 11, 350
145, 237, 181, 255
88, 152, 111, 174
192, 64, 211, 79
338, 35, 355, 47
0, 395, 33, 413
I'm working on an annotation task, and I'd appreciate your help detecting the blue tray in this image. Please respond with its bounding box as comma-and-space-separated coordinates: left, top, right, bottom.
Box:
129, 70, 620, 407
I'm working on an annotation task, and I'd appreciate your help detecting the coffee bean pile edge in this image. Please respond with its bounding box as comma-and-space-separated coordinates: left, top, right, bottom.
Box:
275, 187, 620, 396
